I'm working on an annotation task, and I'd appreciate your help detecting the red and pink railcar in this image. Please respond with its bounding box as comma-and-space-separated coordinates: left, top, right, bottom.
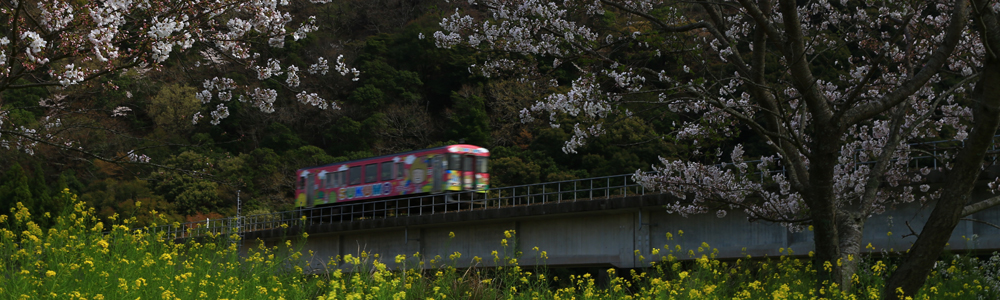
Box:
294, 144, 490, 208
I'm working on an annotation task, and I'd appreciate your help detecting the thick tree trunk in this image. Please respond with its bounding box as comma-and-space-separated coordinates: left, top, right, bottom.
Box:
883, 56, 1000, 300
836, 211, 866, 290
808, 134, 844, 287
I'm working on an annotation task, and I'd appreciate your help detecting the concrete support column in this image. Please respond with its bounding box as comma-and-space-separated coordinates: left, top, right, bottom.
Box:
404, 227, 423, 263
619, 212, 635, 268
635, 209, 651, 266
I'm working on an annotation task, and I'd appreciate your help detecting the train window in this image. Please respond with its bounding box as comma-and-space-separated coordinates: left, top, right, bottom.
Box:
365, 164, 378, 183
381, 162, 393, 181
349, 166, 362, 185
464, 155, 474, 172
449, 154, 461, 170
396, 162, 404, 179
477, 157, 488, 173
298, 176, 304, 189
338, 171, 345, 187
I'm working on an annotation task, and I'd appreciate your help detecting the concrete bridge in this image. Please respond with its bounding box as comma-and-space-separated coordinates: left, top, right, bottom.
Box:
150, 171, 1000, 272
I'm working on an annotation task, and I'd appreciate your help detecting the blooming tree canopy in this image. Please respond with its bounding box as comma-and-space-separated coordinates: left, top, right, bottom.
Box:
0, 0, 358, 161
435, 0, 1000, 297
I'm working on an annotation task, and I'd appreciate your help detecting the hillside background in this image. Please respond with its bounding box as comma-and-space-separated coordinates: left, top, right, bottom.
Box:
0, 0, 702, 227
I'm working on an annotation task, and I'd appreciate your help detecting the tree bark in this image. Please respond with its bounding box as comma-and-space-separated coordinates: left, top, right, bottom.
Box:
836, 211, 865, 290
808, 131, 844, 287
883, 55, 1000, 300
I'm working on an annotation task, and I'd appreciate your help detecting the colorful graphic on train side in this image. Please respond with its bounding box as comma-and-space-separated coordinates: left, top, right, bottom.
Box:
294, 145, 490, 208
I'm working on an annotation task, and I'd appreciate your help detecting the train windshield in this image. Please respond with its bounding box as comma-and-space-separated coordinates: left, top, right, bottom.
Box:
464, 155, 474, 172
477, 157, 488, 173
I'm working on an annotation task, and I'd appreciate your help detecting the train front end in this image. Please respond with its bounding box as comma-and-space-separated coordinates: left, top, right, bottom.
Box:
444, 145, 490, 193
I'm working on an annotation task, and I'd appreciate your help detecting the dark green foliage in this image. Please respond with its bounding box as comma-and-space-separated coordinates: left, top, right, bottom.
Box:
1, 79, 48, 117
0, 163, 65, 227
150, 152, 223, 216
0, 164, 34, 219
261, 123, 307, 153
447, 91, 491, 147
80, 178, 181, 226
489, 156, 542, 186
55, 170, 86, 195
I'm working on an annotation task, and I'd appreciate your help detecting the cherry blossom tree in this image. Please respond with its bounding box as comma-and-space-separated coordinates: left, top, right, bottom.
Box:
884, 0, 1000, 297
434, 0, 1000, 297
0, 0, 358, 163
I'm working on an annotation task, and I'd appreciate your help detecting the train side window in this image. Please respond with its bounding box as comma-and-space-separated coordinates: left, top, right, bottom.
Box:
365, 164, 378, 183
477, 157, 488, 173
381, 162, 393, 181
396, 162, 404, 179
449, 154, 461, 170
338, 171, 345, 187
464, 155, 474, 172
298, 176, 304, 189
349, 166, 361, 185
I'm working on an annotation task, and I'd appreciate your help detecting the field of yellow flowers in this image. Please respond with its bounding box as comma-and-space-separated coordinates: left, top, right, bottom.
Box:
3, 189, 999, 299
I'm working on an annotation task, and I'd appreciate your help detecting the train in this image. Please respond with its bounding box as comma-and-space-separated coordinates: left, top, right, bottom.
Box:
294, 144, 490, 208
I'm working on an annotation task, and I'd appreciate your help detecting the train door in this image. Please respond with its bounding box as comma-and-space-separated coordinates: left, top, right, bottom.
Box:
432, 155, 443, 193
463, 155, 474, 190
306, 173, 315, 208
475, 156, 489, 191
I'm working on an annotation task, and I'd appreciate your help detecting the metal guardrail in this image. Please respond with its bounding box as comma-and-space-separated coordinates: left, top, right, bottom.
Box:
144, 136, 1000, 240
145, 173, 647, 240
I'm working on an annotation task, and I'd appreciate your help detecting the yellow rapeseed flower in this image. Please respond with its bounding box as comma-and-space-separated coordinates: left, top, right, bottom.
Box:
45, 270, 56, 277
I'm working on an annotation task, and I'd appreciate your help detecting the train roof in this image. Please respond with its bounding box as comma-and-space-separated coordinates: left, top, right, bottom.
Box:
297, 144, 489, 173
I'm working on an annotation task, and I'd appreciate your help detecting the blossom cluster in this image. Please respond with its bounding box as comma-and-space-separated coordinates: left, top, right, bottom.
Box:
1, 0, 360, 157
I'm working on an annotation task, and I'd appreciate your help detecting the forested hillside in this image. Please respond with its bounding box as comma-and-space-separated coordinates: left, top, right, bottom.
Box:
0, 0, 687, 227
